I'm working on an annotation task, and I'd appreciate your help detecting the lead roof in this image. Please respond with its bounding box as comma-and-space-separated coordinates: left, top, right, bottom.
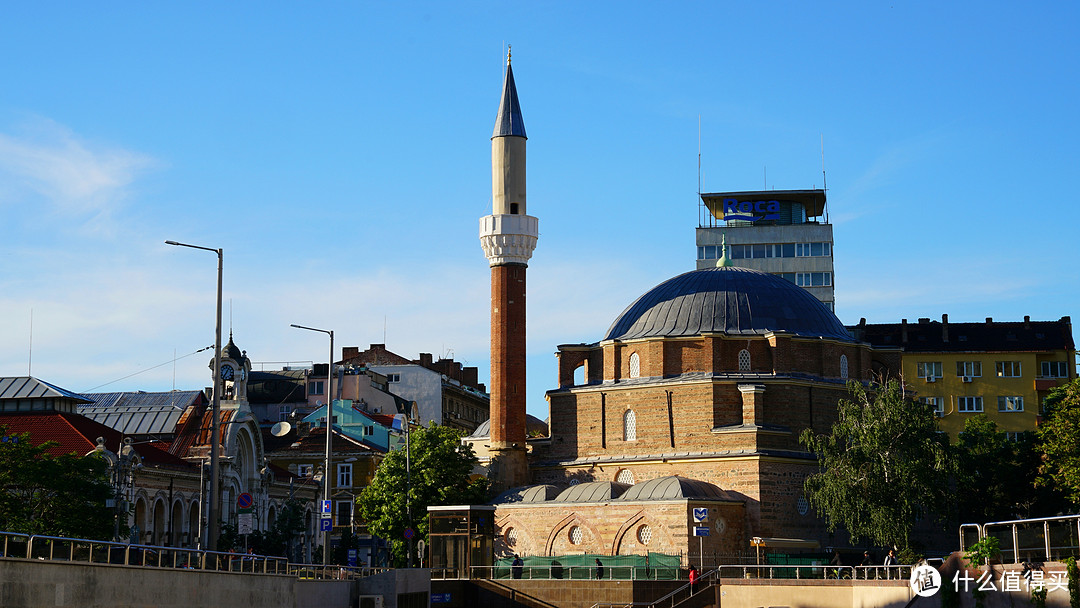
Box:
603, 266, 854, 342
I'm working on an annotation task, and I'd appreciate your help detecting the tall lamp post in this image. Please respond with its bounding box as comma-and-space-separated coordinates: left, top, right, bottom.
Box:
290, 323, 334, 568
166, 239, 223, 551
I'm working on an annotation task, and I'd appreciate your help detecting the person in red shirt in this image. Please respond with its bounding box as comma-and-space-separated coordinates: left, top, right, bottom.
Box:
688, 565, 698, 590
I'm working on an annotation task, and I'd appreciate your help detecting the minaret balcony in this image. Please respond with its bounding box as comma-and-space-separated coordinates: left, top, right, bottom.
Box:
480, 213, 538, 266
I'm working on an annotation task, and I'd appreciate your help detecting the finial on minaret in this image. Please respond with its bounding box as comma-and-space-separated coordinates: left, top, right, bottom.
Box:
716, 234, 733, 267
507, 44, 511, 65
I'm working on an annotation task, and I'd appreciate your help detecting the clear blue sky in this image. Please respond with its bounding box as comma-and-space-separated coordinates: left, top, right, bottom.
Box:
2, 2, 1077, 421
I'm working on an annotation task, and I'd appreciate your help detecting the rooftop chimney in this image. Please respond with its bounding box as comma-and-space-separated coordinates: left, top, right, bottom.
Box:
901, 319, 908, 343
942, 314, 949, 343
1024, 316, 1031, 329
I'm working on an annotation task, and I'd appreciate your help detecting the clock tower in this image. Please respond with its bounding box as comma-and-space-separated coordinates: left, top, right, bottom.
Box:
209, 332, 252, 403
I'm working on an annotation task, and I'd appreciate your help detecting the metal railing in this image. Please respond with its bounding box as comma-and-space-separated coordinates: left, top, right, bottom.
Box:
287, 564, 390, 580
431, 562, 913, 582
960, 514, 1080, 564
0, 531, 291, 574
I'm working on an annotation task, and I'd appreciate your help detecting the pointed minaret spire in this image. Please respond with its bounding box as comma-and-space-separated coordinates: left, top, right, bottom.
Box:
493, 51, 527, 139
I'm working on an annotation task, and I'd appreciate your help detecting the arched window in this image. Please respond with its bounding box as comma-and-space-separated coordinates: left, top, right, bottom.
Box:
623, 410, 637, 441
738, 349, 751, 372
840, 354, 849, 380
629, 352, 640, 378
616, 469, 635, 485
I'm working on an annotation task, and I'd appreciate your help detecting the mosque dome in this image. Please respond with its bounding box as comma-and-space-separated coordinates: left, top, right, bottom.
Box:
618, 476, 734, 501
603, 266, 854, 343
553, 481, 631, 503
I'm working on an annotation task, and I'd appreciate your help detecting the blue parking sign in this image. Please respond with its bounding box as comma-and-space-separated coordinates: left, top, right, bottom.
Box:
320, 517, 333, 532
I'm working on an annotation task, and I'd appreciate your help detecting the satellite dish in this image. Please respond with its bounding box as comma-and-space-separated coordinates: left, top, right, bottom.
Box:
270, 421, 293, 437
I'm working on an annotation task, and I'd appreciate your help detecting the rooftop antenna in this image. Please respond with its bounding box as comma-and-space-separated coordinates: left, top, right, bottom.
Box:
27, 308, 33, 376
697, 115, 703, 226
821, 134, 829, 223
383, 315, 387, 344
763, 166, 767, 190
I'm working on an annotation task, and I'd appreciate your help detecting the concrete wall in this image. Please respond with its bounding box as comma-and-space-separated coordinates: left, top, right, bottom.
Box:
0, 559, 353, 608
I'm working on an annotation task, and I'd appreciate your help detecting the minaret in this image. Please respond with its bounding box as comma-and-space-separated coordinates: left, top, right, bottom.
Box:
480, 49, 537, 492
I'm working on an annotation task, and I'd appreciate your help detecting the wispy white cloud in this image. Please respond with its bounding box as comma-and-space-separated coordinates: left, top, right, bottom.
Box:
0, 117, 155, 233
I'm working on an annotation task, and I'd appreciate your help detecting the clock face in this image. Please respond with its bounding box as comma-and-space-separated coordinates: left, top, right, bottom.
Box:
220, 364, 235, 381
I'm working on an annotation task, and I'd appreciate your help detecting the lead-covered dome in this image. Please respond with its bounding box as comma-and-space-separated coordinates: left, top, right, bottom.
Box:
603, 266, 853, 342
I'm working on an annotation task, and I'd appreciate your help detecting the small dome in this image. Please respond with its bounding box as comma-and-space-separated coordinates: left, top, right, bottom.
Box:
553, 481, 630, 503
618, 476, 733, 501
493, 484, 560, 504
468, 415, 549, 439
604, 266, 853, 342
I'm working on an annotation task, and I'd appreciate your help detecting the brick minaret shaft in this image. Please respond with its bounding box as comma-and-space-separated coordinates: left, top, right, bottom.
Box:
479, 51, 537, 492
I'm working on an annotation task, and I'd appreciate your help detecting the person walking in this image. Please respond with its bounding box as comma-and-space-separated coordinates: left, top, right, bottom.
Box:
859, 551, 873, 580
511, 554, 524, 579
883, 549, 897, 580
688, 564, 698, 591
595, 558, 604, 580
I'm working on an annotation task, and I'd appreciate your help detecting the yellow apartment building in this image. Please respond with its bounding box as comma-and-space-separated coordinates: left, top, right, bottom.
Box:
848, 315, 1076, 439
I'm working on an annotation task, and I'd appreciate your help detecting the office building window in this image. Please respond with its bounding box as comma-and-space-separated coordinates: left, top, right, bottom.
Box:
956, 361, 982, 378
996, 361, 1022, 378
337, 463, 353, 488
308, 381, 324, 395
923, 397, 944, 416
998, 396, 1024, 412
795, 272, 831, 287
917, 362, 943, 379
738, 349, 751, 372
795, 242, 831, 257
1042, 361, 1069, 378
958, 397, 983, 413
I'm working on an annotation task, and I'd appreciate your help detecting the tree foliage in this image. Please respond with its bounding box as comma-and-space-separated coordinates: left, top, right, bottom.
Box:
953, 415, 1061, 522
358, 423, 488, 567
1037, 378, 1080, 505
0, 429, 115, 540
800, 379, 952, 551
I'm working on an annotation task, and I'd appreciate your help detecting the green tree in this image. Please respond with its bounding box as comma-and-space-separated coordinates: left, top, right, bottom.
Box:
800, 379, 952, 551
0, 430, 115, 540
954, 415, 1034, 522
1036, 378, 1080, 505
358, 423, 488, 567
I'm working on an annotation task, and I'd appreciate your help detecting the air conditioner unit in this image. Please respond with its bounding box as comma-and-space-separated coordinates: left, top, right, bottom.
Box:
962, 376, 973, 383
359, 596, 384, 608
925, 376, 936, 383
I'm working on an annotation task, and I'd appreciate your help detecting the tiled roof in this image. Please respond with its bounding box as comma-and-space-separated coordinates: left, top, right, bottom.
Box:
0, 412, 193, 468
264, 426, 386, 457
848, 316, 1074, 353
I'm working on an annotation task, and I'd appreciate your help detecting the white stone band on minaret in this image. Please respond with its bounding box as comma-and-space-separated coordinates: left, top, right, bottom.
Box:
480, 213, 538, 266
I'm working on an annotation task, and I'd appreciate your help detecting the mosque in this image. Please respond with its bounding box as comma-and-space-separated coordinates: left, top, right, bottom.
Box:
472, 54, 899, 560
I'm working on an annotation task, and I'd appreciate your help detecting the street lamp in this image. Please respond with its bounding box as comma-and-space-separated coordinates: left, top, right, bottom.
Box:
290, 323, 334, 568
166, 239, 223, 551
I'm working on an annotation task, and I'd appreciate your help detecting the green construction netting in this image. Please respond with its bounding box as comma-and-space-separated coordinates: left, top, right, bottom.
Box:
493, 552, 683, 580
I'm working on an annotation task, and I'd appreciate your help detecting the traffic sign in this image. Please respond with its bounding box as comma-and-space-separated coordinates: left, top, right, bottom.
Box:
404, 527, 415, 540
321, 500, 332, 514
320, 517, 333, 532
692, 508, 708, 523
693, 526, 710, 537
237, 493, 254, 510
238, 513, 253, 534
